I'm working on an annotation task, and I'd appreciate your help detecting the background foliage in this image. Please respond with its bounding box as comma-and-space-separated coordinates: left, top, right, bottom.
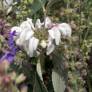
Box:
0, 0, 92, 92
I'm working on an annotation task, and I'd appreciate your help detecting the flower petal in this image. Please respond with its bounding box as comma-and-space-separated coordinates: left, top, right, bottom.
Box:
44, 17, 52, 28
35, 19, 42, 29
27, 18, 35, 30
48, 27, 61, 45
25, 31, 34, 40
28, 37, 39, 57
20, 20, 32, 32
53, 27, 61, 45
46, 37, 55, 55
16, 30, 26, 46
48, 29, 55, 39
58, 23, 72, 37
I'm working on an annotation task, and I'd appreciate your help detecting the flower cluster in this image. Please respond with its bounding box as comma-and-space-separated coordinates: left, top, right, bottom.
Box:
11, 17, 72, 57
0, 31, 17, 64
0, 18, 18, 64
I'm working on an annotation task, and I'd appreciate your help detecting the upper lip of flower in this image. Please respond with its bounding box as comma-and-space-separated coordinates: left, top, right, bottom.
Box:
48, 26, 61, 46
44, 17, 52, 28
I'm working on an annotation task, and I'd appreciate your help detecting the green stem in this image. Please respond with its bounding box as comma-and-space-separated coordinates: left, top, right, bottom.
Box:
38, 0, 47, 27
87, 70, 92, 92
38, 0, 46, 16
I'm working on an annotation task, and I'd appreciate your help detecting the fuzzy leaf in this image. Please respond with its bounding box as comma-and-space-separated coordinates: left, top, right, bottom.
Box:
52, 70, 66, 92
52, 53, 67, 92
33, 72, 48, 92
37, 58, 43, 81
30, 0, 47, 15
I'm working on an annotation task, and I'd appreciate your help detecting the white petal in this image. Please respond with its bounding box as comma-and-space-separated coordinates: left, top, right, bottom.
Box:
17, 31, 26, 46
25, 31, 34, 40
59, 26, 67, 36
16, 38, 21, 46
33, 37, 39, 51
44, 17, 52, 28
20, 21, 32, 31
46, 38, 55, 55
28, 37, 39, 57
53, 27, 61, 45
35, 19, 42, 29
48, 27, 61, 45
48, 29, 55, 39
58, 23, 72, 37
27, 18, 35, 30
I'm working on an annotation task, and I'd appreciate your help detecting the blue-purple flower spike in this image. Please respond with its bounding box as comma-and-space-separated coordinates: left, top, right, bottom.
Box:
0, 31, 18, 63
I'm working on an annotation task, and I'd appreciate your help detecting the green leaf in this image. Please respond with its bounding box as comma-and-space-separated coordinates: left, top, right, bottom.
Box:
52, 53, 67, 92
0, 0, 3, 10
30, 0, 47, 15
28, 0, 34, 4
52, 70, 66, 92
37, 58, 43, 81
33, 72, 48, 92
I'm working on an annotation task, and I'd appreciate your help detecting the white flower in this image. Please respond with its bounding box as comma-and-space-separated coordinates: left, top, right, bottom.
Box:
11, 19, 39, 57
44, 17, 52, 28
35, 19, 42, 29
40, 40, 47, 48
58, 23, 72, 37
15, 19, 35, 46
11, 17, 72, 57
16, 29, 34, 46
48, 26, 61, 45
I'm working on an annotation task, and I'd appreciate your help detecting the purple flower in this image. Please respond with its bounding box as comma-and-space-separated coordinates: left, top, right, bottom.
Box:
0, 52, 15, 63
0, 31, 18, 63
8, 31, 16, 54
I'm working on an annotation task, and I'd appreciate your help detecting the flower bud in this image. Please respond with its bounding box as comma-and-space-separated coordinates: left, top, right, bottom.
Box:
40, 40, 47, 48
